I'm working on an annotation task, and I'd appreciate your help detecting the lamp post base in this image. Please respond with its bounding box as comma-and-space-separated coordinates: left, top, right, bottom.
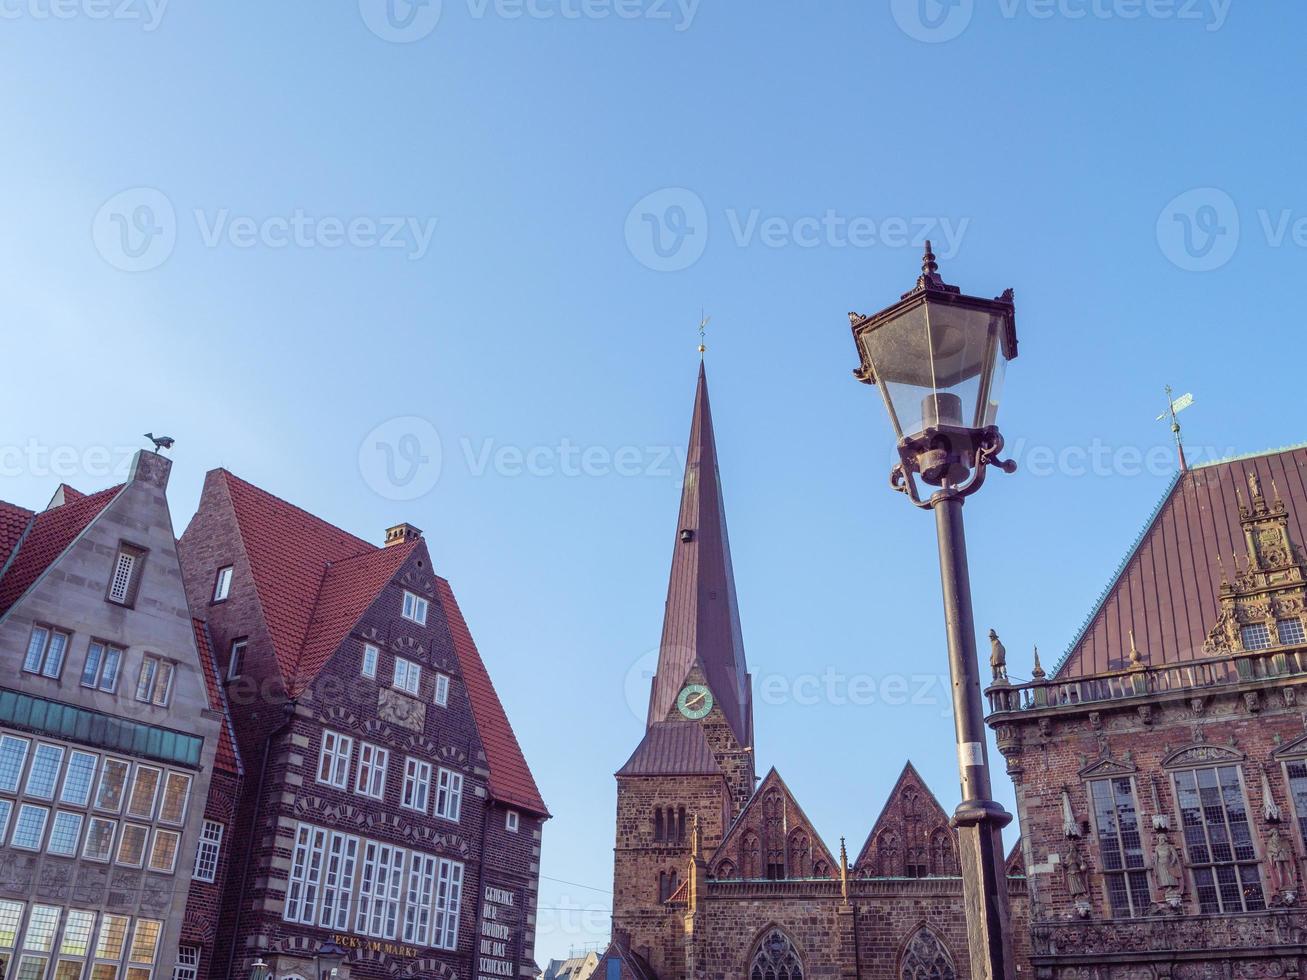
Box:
953, 800, 1016, 980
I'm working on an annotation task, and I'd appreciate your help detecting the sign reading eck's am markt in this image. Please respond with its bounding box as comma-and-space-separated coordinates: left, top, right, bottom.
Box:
478, 884, 520, 980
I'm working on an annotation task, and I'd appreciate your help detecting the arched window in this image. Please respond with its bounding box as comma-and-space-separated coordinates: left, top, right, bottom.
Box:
715, 859, 736, 879
740, 831, 760, 879
654, 808, 664, 841
750, 929, 802, 980
787, 831, 809, 878
929, 829, 956, 876
875, 831, 900, 877
899, 928, 956, 980
678, 807, 687, 843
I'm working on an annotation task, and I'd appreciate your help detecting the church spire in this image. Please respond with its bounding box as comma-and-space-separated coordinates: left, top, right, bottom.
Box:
646, 363, 753, 749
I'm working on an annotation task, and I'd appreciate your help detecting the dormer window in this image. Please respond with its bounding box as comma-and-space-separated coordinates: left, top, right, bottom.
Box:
107, 545, 146, 606
402, 590, 429, 625
212, 566, 233, 603
1240, 623, 1271, 651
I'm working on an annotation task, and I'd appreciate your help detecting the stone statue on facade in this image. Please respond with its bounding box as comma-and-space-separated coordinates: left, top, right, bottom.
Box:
1063, 840, 1092, 918
1153, 831, 1186, 911
1266, 827, 1297, 903
989, 629, 1009, 684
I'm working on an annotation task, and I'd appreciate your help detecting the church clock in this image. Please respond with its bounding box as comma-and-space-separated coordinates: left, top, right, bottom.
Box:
677, 684, 714, 720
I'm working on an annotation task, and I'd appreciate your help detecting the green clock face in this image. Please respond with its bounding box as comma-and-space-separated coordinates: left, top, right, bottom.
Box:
677, 684, 714, 720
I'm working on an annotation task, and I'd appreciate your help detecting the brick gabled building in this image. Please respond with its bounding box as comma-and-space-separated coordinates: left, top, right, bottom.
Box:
987, 445, 1307, 977
177, 470, 547, 980
0, 452, 226, 980
601, 366, 1029, 980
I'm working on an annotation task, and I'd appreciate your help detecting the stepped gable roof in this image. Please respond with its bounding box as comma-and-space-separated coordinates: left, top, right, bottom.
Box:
0, 485, 123, 616
1056, 444, 1307, 678
617, 721, 721, 777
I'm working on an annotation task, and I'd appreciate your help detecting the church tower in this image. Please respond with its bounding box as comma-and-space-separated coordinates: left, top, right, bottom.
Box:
612, 364, 755, 977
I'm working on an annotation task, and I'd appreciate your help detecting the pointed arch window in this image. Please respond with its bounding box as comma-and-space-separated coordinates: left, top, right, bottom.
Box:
750, 930, 802, 980
900, 928, 956, 980
740, 831, 760, 879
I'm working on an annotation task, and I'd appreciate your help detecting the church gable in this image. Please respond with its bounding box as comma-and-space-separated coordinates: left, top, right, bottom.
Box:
709, 769, 836, 880
854, 762, 958, 878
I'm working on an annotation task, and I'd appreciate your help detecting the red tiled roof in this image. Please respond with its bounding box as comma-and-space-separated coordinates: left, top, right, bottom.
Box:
436, 575, 548, 817
0, 501, 34, 575
217, 471, 373, 686
0, 485, 123, 616
192, 618, 242, 776
1056, 445, 1307, 678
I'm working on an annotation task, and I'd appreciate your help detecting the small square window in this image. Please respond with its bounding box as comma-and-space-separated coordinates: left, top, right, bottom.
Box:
402, 590, 429, 625
227, 639, 247, 681
212, 566, 233, 603
506, 810, 519, 833
1278, 618, 1306, 646
362, 643, 379, 679
1241, 623, 1272, 651
393, 657, 421, 696
107, 545, 146, 606
434, 673, 450, 707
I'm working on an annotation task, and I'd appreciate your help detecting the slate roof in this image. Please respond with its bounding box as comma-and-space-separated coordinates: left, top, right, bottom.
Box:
192, 618, 243, 776
646, 364, 752, 749
1056, 444, 1307, 678
0, 485, 124, 616
436, 575, 548, 816
617, 721, 721, 777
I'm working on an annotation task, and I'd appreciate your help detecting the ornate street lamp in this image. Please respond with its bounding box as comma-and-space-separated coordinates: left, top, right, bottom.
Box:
314, 941, 348, 980
249, 959, 271, 980
848, 242, 1019, 980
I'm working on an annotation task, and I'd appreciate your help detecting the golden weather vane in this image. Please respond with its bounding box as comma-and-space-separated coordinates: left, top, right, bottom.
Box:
698, 311, 710, 356
1157, 385, 1196, 472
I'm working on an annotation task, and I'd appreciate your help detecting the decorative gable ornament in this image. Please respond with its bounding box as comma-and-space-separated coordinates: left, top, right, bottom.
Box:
1161, 743, 1244, 768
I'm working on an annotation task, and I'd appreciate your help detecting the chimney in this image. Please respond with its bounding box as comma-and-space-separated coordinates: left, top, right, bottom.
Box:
128, 449, 171, 490
385, 523, 423, 548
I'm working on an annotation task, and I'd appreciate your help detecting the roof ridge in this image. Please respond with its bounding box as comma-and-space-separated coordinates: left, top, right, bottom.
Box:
1193, 441, 1307, 470
1051, 470, 1184, 677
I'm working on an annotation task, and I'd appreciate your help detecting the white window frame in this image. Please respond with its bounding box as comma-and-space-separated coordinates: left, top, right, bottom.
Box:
147, 828, 182, 873
434, 858, 464, 950
212, 566, 233, 603
434, 672, 450, 707
23, 626, 70, 679
362, 643, 379, 679
0, 735, 31, 794
47, 811, 85, 857
25, 744, 65, 800
108, 546, 144, 606
60, 751, 99, 807
435, 768, 463, 822
174, 945, 200, 980
317, 731, 354, 790
11, 804, 50, 851
193, 820, 224, 883
402, 590, 429, 625
402, 758, 432, 813
393, 657, 421, 696
81, 641, 124, 693
134, 656, 175, 707
227, 639, 247, 681
506, 810, 520, 833
356, 743, 389, 801
116, 823, 150, 868
320, 831, 359, 931
82, 817, 118, 862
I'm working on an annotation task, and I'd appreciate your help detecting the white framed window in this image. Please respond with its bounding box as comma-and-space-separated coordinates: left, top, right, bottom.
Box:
126, 767, 161, 820
0, 899, 21, 949
116, 824, 149, 867
0, 799, 12, 843
11, 804, 49, 850
227, 639, 247, 681
1241, 622, 1272, 651
108, 545, 145, 606
148, 829, 181, 873
1279, 618, 1306, 646
434, 673, 450, 707
60, 909, 95, 958
47, 811, 85, 856
286, 825, 329, 925
362, 643, 379, 679
320, 831, 359, 931
317, 732, 354, 789
404, 853, 438, 945
435, 768, 463, 822
94, 913, 130, 961
23, 905, 60, 952
393, 657, 421, 696
25, 744, 65, 799
434, 858, 464, 950
61, 751, 99, 807
128, 920, 161, 968
212, 566, 233, 603
193, 820, 225, 882
23, 626, 70, 678
506, 810, 520, 833
174, 946, 200, 980
356, 743, 389, 800
357, 840, 406, 939
81, 641, 124, 693
159, 772, 191, 825
82, 818, 117, 862
95, 758, 131, 813
402, 758, 432, 813
134, 656, 174, 707
0, 735, 31, 793
402, 590, 429, 625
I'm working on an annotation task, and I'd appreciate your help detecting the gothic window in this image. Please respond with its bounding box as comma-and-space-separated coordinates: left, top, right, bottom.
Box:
902, 789, 928, 877
715, 859, 736, 879
787, 831, 809, 878
740, 831, 760, 879
813, 860, 830, 878
750, 929, 802, 980
658, 869, 680, 901
876, 831, 900, 877
899, 928, 956, 980
678, 806, 687, 843
763, 791, 785, 879
929, 829, 956, 877
654, 808, 664, 841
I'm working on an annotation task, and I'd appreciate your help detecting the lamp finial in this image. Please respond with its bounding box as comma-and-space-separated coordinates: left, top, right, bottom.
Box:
905, 240, 959, 297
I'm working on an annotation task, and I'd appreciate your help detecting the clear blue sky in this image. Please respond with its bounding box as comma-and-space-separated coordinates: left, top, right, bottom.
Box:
2, 0, 1304, 964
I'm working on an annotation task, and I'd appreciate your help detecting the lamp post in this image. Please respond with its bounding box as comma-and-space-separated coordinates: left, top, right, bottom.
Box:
249, 959, 271, 980
314, 941, 348, 980
848, 243, 1019, 980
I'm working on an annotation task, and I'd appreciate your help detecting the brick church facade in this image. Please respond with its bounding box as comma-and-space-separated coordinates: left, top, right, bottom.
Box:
596, 366, 1032, 980
987, 445, 1307, 979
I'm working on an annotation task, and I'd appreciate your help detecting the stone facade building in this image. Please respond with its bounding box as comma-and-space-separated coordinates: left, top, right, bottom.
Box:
0, 451, 226, 980
598, 366, 1030, 980
175, 469, 549, 980
987, 444, 1307, 978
